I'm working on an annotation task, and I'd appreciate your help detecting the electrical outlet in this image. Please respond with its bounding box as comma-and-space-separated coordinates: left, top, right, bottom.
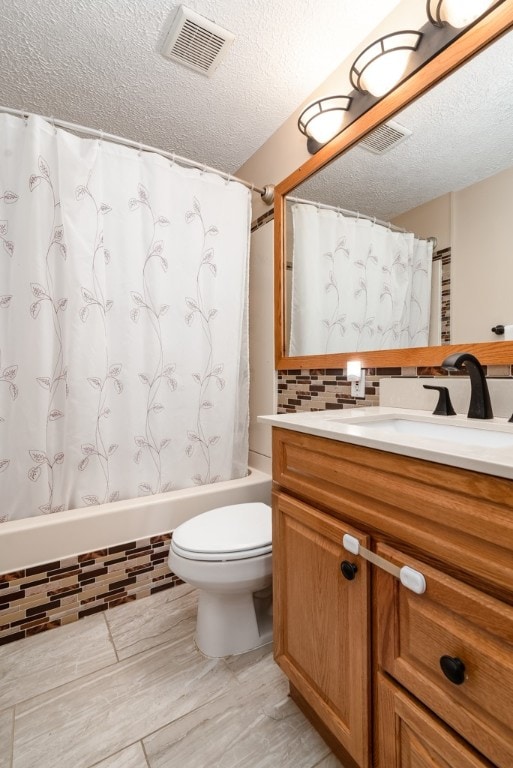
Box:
351, 370, 366, 398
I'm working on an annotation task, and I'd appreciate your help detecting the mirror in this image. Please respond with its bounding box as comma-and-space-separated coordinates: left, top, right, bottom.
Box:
274, 4, 513, 369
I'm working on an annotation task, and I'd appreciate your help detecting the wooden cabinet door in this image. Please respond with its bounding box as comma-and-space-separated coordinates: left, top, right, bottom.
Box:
376, 673, 491, 768
273, 491, 370, 768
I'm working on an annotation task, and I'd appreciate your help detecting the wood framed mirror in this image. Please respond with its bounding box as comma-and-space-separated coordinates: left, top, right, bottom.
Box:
274, 1, 513, 370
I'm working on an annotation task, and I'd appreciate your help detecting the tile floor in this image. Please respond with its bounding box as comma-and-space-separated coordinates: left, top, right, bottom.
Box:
1, 583, 344, 768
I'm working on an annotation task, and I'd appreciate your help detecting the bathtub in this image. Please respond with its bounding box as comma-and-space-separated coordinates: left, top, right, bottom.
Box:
0, 467, 271, 575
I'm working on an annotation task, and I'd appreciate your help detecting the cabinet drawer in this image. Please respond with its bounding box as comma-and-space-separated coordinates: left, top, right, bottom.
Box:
272, 428, 513, 597
376, 543, 513, 767
376, 673, 492, 767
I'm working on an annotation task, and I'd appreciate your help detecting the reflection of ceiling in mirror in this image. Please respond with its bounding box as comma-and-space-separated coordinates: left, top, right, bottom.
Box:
292, 31, 513, 221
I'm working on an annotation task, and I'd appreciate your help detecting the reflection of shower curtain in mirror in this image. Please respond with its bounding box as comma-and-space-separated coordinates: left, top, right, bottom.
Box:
289, 203, 433, 356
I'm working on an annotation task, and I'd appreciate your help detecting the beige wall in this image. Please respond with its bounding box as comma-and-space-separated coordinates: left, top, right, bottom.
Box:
242, 2, 422, 454
240, 1, 511, 439
236, 0, 425, 219
240, 1, 421, 447
248, 221, 275, 466
391, 166, 513, 343
392, 192, 452, 250
452, 165, 513, 343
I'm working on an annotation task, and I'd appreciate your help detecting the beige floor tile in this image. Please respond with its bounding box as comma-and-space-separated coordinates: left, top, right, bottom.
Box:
144, 663, 333, 768
105, 583, 196, 660
13, 627, 236, 768
7, 586, 343, 768
223, 642, 282, 686
0, 614, 117, 709
87, 742, 148, 768
312, 755, 345, 768
0, 708, 14, 768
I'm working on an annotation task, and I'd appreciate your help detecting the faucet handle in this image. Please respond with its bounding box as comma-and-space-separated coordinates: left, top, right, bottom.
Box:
423, 385, 456, 416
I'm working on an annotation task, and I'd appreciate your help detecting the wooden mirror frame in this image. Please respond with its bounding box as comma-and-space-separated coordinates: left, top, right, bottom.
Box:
274, 1, 513, 370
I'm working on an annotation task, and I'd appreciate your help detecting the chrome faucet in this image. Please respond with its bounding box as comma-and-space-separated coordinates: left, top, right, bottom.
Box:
441, 353, 493, 419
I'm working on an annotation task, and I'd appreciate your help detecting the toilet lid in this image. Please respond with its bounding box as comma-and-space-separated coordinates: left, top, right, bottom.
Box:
171, 502, 272, 561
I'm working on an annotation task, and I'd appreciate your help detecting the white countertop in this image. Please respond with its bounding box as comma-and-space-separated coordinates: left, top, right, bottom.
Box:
258, 407, 513, 480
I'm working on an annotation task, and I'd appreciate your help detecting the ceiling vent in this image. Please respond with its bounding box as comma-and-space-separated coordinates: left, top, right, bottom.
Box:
359, 120, 412, 154
160, 6, 235, 77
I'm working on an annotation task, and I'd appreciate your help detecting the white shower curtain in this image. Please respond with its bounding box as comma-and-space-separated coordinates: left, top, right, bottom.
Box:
289, 204, 433, 355
0, 115, 250, 522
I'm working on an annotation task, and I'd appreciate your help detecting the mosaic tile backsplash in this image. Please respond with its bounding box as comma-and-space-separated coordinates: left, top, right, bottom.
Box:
0, 534, 180, 645
278, 367, 397, 413
277, 365, 513, 414
435, 247, 451, 344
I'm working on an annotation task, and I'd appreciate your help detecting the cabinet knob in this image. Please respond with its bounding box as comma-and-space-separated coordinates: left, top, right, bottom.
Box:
340, 560, 358, 580
439, 655, 466, 685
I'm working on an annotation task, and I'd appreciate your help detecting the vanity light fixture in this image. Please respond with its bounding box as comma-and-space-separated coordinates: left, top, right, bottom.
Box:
350, 31, 423, 97
427, 0, 496, 28
298, 95, 352, 153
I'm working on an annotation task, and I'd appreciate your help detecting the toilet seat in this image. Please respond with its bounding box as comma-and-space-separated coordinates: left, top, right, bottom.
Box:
171, 502, 271, 562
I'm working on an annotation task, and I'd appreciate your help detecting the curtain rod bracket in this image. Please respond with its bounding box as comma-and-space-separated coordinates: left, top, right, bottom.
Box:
260, 185, 274, 205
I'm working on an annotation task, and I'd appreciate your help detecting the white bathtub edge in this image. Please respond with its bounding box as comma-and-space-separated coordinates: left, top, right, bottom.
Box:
0, 468, 272, 575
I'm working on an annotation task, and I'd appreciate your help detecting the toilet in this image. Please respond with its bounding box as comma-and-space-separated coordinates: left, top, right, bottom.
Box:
168, 502, 273, 657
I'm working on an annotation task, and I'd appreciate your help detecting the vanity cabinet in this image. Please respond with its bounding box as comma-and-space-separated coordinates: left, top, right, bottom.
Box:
271, 427, 513, 768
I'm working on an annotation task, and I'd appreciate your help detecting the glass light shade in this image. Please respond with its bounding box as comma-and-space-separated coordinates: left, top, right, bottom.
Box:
298, 96, 352, 145
350, 32, 422, 98
436, 0, 495, 28
307, 110, 346, 144
359, 49, 413, 97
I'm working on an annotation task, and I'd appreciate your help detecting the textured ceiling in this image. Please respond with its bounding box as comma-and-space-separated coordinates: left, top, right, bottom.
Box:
0, 0, 401, 173
294, 30, 513, 220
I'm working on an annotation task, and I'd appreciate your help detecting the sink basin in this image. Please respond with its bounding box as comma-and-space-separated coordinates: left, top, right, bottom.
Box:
329, 416, 513, 449
258, 407, 513, 479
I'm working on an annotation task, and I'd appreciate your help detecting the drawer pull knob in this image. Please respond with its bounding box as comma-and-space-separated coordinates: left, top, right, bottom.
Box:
340, 560, 358, 580
440, 655, 466, 685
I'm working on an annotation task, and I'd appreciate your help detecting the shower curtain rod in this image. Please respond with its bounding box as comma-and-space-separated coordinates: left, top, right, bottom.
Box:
286, 194, 407, 233
0, 105, 275, 204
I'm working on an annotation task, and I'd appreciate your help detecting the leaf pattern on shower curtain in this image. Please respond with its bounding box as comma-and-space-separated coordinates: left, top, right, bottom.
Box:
184, 197, 223, 486
26, 156, 68, 514
0, 190, 18, 487
323, 237, 348, 353
75, 181, 122, 506
351, 243, 378, 348
129, 183, 176, 496
402, 248, 430, 345
0, 190, 18, 258
378, 246, 409, 346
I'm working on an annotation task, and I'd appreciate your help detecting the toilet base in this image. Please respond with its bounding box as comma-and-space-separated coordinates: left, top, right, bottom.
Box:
196, 586, 273, 657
